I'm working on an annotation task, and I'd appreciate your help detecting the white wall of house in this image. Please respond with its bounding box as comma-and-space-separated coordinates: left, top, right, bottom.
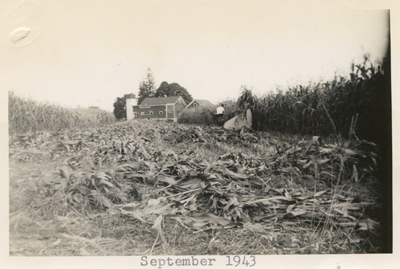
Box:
126, 98, 138, 120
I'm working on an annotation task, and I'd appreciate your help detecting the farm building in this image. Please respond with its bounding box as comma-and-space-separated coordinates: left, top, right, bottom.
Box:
185, 99, 214, 109
127, 96, 187, 121
126, 98, 138, 120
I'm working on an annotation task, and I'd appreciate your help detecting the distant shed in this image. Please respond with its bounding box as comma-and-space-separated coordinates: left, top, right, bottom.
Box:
185, 99, 214, 109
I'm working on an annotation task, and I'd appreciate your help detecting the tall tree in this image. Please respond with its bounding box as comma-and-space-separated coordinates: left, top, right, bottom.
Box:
154, 81, 193, 104
154, 81, 171, 97
113, 93, 136, 120
138, 68, 156, 104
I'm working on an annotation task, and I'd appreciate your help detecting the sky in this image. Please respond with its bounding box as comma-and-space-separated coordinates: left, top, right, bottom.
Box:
0, 0, 390, 112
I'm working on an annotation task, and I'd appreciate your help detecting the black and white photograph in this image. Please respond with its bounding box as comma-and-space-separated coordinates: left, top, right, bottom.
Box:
1, 0, 398, 268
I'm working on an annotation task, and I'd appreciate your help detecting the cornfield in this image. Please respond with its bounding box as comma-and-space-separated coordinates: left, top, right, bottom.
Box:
250, 55, 390, 144
179, 55, 390, 146
8, 92, 116, 133
8, 53, 391, 256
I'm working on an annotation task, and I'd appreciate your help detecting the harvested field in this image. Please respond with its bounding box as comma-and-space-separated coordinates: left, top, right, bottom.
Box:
9, 120, 385, 256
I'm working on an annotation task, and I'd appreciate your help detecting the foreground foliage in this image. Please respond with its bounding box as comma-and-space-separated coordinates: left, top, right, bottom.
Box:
9, 120, 383, 255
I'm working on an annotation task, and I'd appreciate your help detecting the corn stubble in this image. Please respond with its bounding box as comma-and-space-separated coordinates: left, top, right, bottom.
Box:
9, 118, 383, 255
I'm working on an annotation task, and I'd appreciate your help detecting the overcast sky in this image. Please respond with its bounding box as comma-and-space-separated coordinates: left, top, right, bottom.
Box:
1, 0, 389, 111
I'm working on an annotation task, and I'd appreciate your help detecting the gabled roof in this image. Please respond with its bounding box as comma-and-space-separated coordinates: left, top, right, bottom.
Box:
139, 96, 185, 106
194, 99, 214, 106
186, 99, 214, 108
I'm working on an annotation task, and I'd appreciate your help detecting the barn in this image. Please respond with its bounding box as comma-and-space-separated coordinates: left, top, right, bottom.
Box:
128, 96, 187, 121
